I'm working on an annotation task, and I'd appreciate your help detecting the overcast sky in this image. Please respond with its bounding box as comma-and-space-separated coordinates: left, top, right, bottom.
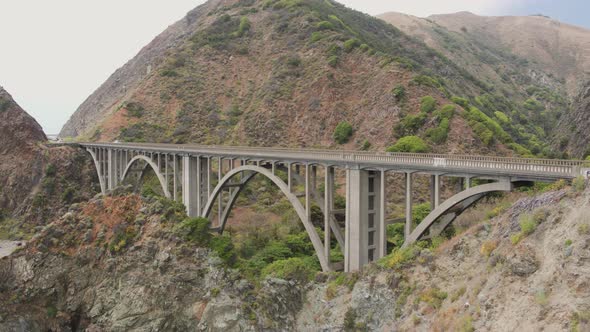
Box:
0, 0, 588, 134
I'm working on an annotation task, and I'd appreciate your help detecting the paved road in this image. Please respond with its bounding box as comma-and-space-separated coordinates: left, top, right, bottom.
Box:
77, 142, 590, 181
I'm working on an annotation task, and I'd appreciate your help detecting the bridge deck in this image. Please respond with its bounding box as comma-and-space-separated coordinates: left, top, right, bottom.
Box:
76, 142, 589, 181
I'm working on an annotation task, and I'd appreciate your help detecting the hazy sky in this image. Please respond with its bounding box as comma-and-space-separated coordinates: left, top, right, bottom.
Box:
0, 0, 588, 134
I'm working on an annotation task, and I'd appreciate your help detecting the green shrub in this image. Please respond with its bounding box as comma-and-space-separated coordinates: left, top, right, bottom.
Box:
572, 176, 586, 192
175, 217, 211, 246
61, 187, 76, 203
211, 235, 237, 266
333, 121, 353, 144
327, 55, 339, 67
359, 44, 370, 52
418, 287, 448, 309
395, 113, 427, 137
411, 75, 441, 88
234, 17, 251, 37
391, 85, 406, 101
494, 111, 510, 124
261, 257, 315, 283
413, 203, 431, 225
565, 239, 573, 247
420, 96, 437, 113
125, 102, 144, 118
387, 136, 429, 153
520, 214, 537, 235
426, 118, 450, 144
439, 104, 455, 119
343, 38, 361, 52
379, 245, 418, 269
310, 31, 324, 42
317, 21, 334, 30
360, 139, 371, 151
45, 164, 56, 177
451, 96, 469, 108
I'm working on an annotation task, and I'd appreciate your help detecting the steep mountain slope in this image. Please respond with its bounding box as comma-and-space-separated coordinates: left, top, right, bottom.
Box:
60, 0, 551, 157
379, 11, 590, 157
0, 87, 46, 212
0, 86, 97, 239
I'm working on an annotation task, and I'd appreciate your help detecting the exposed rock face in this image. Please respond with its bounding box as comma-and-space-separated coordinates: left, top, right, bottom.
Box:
0, 87, 46, 212
2, 184, 589, 331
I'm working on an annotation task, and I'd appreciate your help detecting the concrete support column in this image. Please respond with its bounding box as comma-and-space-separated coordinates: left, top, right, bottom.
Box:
405, 172, 413, 239
183, 155, 199, 217
173, 155, 179, 202
287, 163, 292, 192
378, 169, 387, 259
430, 174, 441, 210
107, 149, 117, 190
207, 157, 212, 198
196, 156, 202, 215
345, 167, 369, 272
271, 162, 276, 175
465, 177, 472, 189
305, 164, 311, 221
324, 166, 334, 262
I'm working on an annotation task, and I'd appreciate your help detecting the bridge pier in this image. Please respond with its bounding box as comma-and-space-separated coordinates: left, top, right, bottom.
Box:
344, 168, 383, 272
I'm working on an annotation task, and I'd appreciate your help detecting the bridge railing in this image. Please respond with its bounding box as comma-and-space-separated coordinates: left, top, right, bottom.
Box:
77, 142, 588, 177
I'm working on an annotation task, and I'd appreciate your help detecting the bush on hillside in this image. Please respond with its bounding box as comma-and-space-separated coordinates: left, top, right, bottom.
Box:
420, 96, 437, 113
394, 113, 427, 137
451, 96, 469, 108
261, 257, 316, 283
343, 38, 361, 52
333, 121, 353, 144
234, 17, 251, 37
426, 118, 450, 144
387, 136, 429, 153
176, 217, 212, 246
391, 85, 406, 101
317, 21, 334, 30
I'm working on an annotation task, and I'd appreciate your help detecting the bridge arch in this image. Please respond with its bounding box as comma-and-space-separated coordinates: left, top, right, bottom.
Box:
404, 181, 513, 246
202, 165, 330, 271
121, 155, 171, 199
86, 148, 106, 194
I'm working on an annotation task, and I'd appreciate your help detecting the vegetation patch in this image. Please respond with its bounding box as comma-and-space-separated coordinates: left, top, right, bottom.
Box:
387, 136, 429, 153
333, 121, 353, 144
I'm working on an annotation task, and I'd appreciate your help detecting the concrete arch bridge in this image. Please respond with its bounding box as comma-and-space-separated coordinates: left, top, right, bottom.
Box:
78, 142, 589, 272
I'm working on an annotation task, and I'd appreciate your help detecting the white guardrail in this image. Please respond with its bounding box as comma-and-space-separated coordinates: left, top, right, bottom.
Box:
76, 142, 590, 178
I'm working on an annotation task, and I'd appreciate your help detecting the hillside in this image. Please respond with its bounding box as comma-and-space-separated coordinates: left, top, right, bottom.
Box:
0, 86, 46, 212
0, 86, 97, 240
59, 0, 561, 158
379, 11, 590, 158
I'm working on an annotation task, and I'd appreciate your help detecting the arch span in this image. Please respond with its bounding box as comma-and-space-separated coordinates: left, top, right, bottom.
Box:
404, 181, 513, 246
86, 148, 106, 194
202, 165, 330, 272
121, 155, 171, 199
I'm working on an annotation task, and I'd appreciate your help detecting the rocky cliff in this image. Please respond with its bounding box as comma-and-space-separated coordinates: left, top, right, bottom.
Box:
0, 86, 46, 213
1, 181, 588, 331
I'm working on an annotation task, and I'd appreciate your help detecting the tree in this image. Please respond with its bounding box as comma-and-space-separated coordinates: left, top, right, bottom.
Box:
333, 121, 353, 144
